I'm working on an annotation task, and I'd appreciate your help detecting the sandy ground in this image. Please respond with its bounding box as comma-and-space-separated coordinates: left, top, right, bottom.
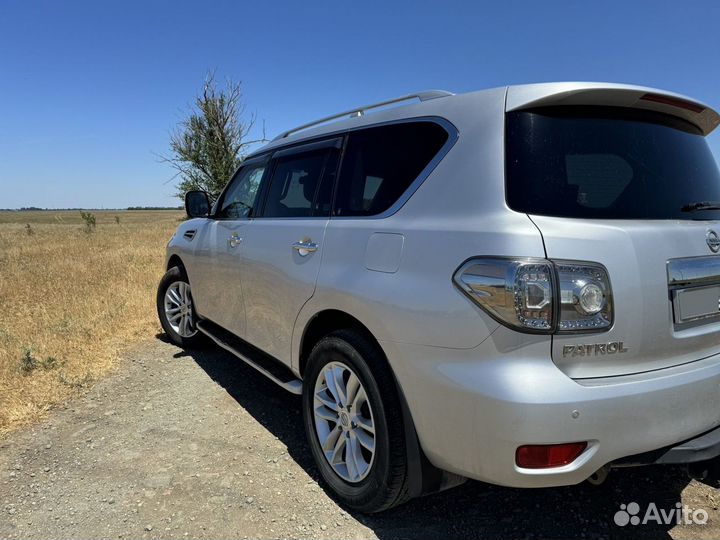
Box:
1, 337, 719, 539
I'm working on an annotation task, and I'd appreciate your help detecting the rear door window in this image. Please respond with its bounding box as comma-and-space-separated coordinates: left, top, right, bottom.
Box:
506, 107, 720, 220
334, 122, 449, 216
261, 147, 339, 218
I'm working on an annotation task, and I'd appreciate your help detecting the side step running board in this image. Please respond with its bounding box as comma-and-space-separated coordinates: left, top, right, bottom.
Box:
196, 320, 303, 395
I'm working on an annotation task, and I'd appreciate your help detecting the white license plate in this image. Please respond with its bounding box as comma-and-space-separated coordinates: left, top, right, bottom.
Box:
673, 285, 720, 324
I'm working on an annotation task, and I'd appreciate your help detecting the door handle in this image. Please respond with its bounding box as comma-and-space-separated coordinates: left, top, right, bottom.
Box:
228, 233, 242, 248
292, 240, 319, 256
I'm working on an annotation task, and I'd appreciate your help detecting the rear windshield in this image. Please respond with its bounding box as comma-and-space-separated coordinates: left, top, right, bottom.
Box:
506, 107, 720, 220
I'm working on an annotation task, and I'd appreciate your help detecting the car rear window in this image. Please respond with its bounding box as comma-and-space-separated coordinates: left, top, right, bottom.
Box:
506, 107, 720, 220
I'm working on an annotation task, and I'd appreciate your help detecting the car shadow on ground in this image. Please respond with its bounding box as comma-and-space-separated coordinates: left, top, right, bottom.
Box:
173, 342, 695, 539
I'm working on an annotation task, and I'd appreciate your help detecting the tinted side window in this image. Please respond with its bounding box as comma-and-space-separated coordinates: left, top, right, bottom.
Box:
263, 149, 337, 218
217, 164, 266, 219
334, 122, 449, 216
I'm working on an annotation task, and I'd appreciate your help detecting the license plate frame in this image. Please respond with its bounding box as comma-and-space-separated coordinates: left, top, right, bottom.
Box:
672, 284, 720, 325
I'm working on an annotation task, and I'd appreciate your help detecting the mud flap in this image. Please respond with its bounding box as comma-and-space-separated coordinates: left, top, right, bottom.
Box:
395, 377, 467, 498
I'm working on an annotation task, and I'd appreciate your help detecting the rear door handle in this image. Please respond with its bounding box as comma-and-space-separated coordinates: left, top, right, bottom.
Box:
292, 240, 319, 255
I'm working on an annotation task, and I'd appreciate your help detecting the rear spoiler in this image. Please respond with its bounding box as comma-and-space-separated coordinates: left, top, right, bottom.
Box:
506, 82, 720, 135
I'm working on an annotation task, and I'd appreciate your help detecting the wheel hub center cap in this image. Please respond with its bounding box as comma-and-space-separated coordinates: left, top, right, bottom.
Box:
339, 411, 351, 428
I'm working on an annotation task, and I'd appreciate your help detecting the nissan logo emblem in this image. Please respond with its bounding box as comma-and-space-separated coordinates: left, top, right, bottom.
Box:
707, 230, 720, 253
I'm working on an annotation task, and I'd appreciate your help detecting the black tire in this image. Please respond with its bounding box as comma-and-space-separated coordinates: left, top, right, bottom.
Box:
302, 329, 410, 513
156, 266, 207, 348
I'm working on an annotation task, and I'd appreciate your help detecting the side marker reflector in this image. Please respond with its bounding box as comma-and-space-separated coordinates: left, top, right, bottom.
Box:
516, 442, 588, 469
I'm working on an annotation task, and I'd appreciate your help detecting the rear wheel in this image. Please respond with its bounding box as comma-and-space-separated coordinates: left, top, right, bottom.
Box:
156, 266, 206, 348
302, 329, 410, 512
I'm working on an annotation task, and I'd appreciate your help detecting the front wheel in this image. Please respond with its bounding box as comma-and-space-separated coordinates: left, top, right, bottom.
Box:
302, 329, 410, 512
156, 266, 206, 348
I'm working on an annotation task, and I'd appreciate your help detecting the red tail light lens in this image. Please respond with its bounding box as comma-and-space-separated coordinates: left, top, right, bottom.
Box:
452, 257, 554, 333
516, 442, 588, 469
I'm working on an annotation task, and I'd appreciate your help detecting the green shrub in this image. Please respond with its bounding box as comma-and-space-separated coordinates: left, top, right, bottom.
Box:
80, 211, 96, 234
20, 348, 39, 374
20, 348, 61, 374
42, 356, 59, 370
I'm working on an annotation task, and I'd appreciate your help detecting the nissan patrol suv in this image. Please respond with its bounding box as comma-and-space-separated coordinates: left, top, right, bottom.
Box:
158, 82, 720, 512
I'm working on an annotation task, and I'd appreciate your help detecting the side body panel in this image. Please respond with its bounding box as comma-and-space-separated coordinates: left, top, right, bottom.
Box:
241, 219, 329, 365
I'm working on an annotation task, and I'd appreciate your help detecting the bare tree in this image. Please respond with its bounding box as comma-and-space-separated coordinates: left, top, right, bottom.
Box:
161, 72, 266, 199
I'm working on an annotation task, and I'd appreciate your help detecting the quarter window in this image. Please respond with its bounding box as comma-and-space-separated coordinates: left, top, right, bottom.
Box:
333, 122, 449, 216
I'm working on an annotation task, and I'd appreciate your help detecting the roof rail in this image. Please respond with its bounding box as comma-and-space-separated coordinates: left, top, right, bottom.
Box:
273, 90, 454, 140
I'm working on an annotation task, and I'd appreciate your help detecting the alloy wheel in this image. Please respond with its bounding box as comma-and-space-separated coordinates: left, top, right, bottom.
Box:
163, 281, 197, 338
312, 361, 376, 483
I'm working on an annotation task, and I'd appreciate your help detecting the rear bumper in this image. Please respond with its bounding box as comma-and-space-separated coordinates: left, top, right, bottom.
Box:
380, 330, 720, 488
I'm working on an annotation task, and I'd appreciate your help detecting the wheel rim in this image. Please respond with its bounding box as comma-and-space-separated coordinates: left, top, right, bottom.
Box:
163, 280, 197, 338
313, 361, 376, 483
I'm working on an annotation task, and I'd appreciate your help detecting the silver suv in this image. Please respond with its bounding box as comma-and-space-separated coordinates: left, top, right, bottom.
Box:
158, 82, 720, 512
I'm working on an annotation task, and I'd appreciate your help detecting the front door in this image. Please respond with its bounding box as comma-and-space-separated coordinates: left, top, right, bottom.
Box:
240, 138, 341, 365
191, 157, 268, 337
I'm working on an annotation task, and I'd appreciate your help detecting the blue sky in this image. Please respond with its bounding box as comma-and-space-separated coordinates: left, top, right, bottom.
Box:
1, 0, 720, 209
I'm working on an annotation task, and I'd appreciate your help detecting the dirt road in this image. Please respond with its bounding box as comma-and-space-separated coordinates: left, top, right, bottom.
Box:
1, 338, 719, 539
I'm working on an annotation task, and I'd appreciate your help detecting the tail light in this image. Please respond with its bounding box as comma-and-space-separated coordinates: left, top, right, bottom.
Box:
453, 257, 613, 334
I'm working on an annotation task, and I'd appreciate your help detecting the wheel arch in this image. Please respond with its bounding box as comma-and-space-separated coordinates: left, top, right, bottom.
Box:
167, 254, 185, 271
298, 309, 377, 378
296, 307, 462, 498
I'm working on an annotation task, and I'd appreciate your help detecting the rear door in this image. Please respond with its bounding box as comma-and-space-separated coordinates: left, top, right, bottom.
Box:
239, 138, 341, 365
505, 105, 720, 378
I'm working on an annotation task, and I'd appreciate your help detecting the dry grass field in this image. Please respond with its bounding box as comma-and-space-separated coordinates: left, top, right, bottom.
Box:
0, 209, 182, 434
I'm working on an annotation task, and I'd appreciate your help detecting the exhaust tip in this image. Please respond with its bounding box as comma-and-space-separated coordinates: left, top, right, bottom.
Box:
587, 466, 610, 485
